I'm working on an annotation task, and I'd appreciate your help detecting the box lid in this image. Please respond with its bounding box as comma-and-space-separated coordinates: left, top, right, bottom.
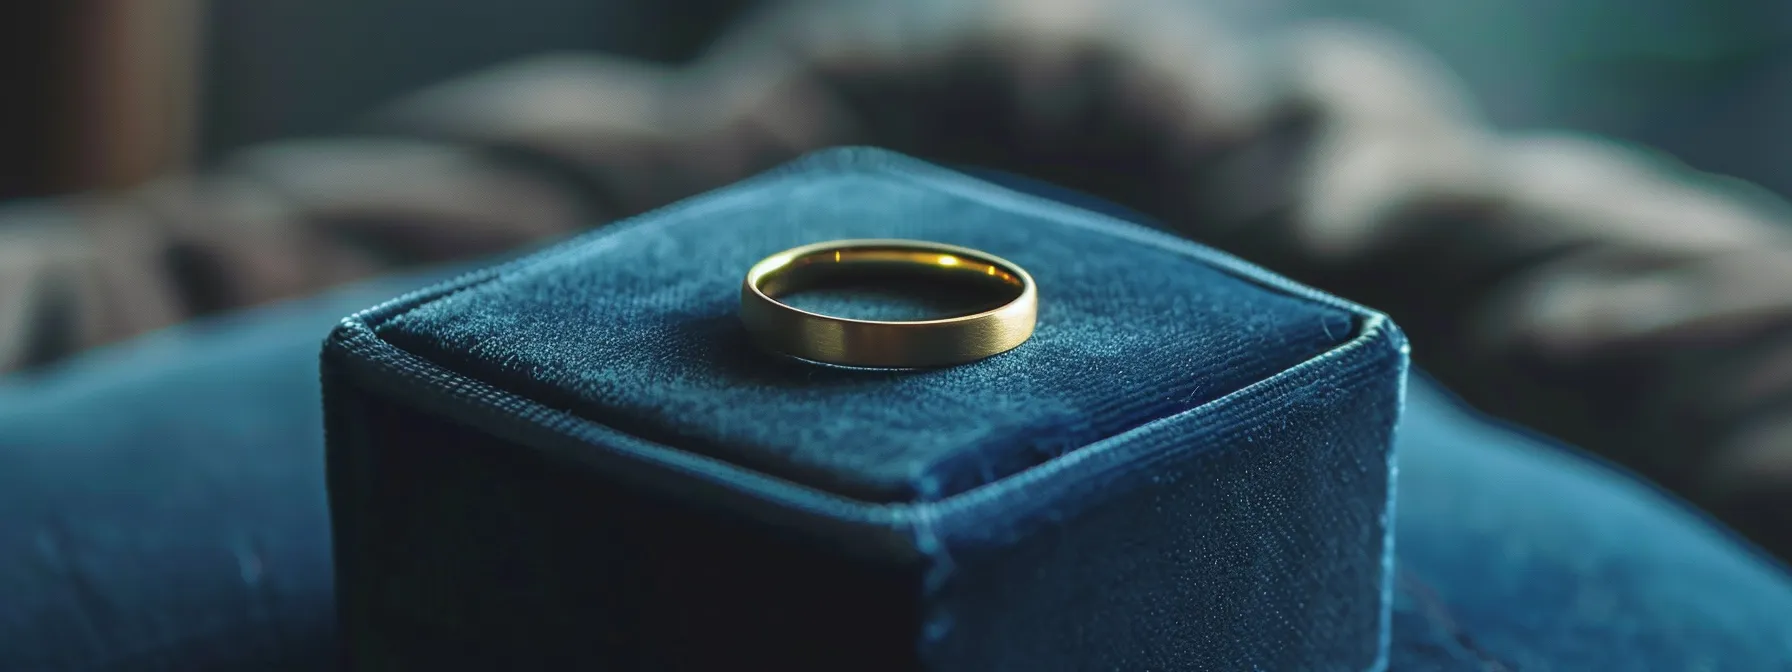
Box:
371, 149, 1357, 503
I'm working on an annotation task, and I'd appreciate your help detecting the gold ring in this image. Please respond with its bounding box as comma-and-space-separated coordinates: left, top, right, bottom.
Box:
740, 239, 1037, 368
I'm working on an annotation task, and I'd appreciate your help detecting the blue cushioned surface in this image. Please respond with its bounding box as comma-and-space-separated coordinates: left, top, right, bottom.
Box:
0, 272, 451, 671
7, 278, 1791, 670
373, 150, 1355, 503
5, 181, 1792, 670
1388, 377, 1792, 670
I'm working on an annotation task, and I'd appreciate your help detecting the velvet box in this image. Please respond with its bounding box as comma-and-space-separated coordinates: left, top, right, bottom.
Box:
321, 148, 1409, 670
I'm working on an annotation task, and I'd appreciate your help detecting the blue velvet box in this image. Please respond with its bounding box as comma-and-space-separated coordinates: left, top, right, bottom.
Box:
322, 148, 1408, 670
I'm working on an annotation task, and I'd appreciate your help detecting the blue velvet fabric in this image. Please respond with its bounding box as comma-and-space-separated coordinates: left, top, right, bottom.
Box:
4, 155, 1792, 670
373, 151, 1361, 504
0, 275, 439, 671
1389, 378, 1792, 669
323, 148, 1404, 669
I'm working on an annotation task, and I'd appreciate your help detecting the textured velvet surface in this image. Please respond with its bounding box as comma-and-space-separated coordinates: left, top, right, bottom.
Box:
373, 150, 1356, 504
324, 148, 1403, 670
0, 273, 442, 671
6, 159, 1792, 670
1389, 376, 1792, 669
5, 250, 1792, 672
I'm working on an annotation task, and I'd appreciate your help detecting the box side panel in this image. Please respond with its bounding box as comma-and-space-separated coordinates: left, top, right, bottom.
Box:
923, 323, 1406, 671
322, 356, 928, 671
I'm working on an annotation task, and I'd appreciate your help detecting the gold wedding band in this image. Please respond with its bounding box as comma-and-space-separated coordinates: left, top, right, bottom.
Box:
740, 239, 1037, 368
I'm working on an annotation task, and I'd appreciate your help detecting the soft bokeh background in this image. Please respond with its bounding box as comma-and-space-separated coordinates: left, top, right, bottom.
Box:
4, 6, 1792, 668
3, 0, 1788, 201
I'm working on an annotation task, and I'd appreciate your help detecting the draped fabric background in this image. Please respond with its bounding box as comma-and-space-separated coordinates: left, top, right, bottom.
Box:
195, 0, 1792, 195
197, 0, 755, 160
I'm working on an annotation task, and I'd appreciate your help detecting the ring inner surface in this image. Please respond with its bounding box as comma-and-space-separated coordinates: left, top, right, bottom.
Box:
757, 246, 1023, 321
